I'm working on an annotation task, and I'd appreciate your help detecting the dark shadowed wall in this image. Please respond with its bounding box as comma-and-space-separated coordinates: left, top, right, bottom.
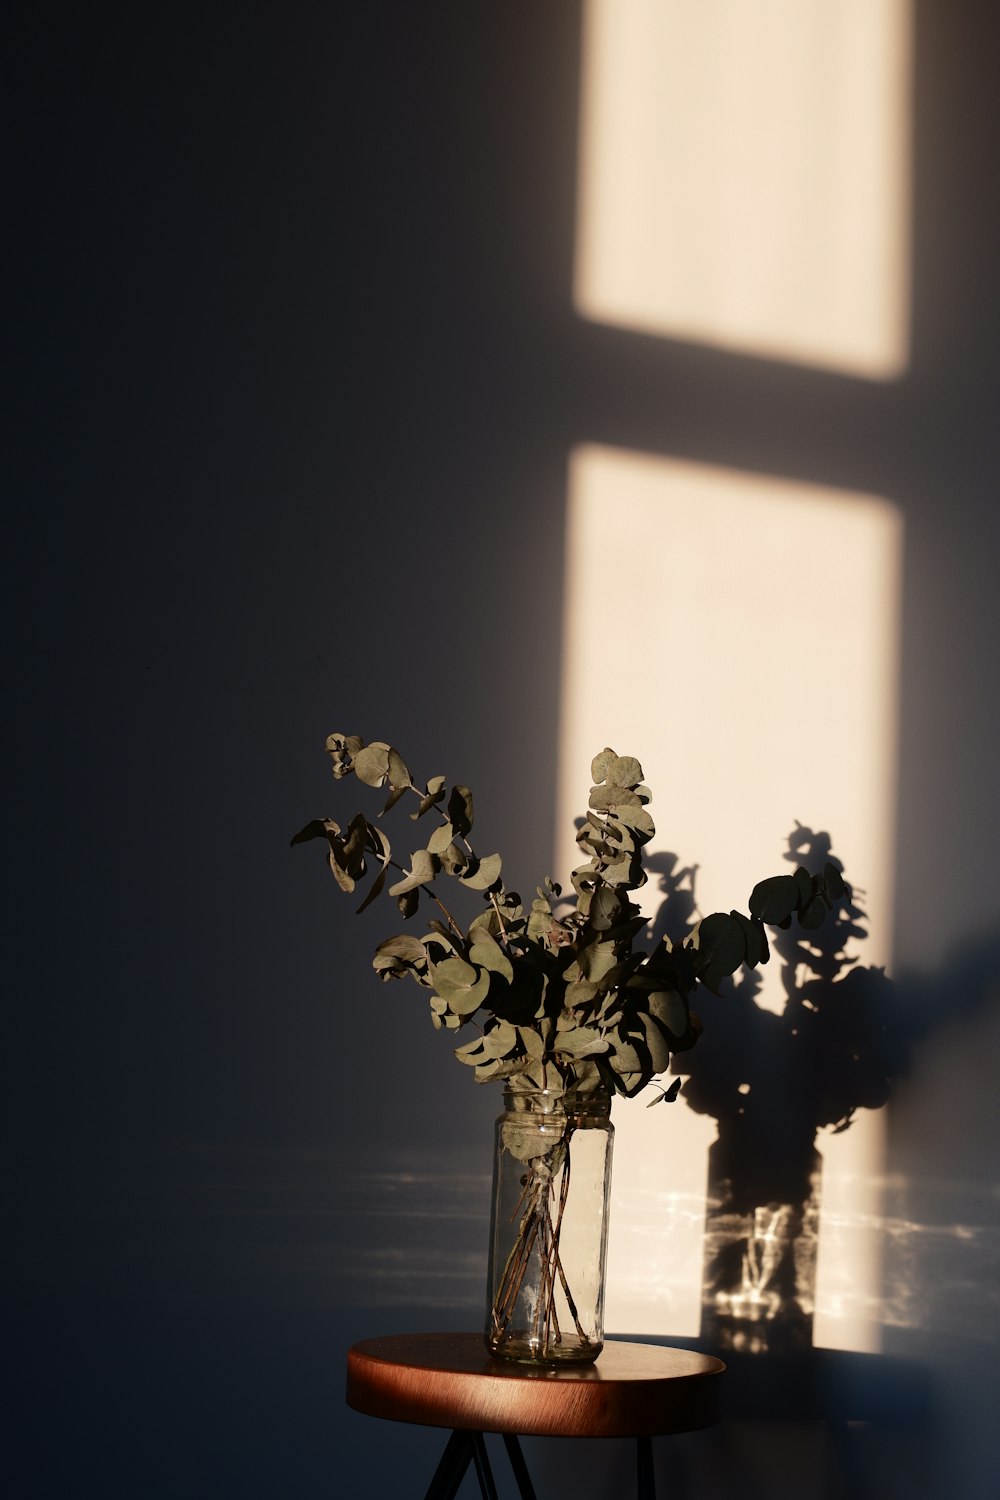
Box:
7, 3, 999, 1496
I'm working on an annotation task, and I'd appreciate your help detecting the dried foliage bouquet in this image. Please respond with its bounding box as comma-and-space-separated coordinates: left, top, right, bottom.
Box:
293, 733, 848, 1102
294, 732, 850, 1358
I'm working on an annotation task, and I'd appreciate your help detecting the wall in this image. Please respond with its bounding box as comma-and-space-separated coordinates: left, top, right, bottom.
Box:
7, 3, 998, 1496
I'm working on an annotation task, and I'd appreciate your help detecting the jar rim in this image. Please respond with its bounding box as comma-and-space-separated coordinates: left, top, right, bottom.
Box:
501, 1081, 612, 1109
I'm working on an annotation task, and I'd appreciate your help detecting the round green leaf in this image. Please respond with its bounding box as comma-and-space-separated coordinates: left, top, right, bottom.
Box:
648, 990, 689, 1040
748, 874, 798, 924
388, 848, 437, 896
433, 956, 491, 1015
605, 755, 644, 788
460, 852, 502, 891
354, 742, 391, 787
469, 930, 514, 983
591, 748, 617, 783
695, 912, 747, 989
374, 934, 426, 964
387, 747, 411, 789
427, 821, 456, 856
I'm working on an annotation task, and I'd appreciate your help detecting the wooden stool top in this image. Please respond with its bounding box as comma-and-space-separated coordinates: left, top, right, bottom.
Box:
346, 1333, 725, 1439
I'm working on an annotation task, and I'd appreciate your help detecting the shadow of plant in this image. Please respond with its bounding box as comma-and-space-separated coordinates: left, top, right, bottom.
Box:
653, 826, 906, 1354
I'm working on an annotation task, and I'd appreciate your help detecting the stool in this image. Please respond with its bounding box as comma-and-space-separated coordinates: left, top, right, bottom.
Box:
346, 1332, 725, 1499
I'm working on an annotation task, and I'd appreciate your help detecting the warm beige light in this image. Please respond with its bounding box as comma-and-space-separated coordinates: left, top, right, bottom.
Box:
575, 0, 912, 379
557, 444, 903, 1349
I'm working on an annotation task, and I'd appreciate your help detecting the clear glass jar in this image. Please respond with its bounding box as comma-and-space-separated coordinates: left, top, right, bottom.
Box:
485, 1085, 614, 1364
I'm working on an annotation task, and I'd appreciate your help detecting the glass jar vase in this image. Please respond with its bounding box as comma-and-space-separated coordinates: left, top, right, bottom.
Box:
485, 1085, 614, 1364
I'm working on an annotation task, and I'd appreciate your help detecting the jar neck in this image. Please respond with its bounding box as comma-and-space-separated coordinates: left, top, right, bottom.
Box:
501, 1083, 611, 1119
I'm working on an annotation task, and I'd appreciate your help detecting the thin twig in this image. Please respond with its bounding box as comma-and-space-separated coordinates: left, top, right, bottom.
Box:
490, 1120, 594, 1356
492, 1205, 541, 1337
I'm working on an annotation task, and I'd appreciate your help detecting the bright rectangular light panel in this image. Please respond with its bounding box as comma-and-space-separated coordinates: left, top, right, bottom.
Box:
557, 445, 903, 1349
575, 0, 911, 378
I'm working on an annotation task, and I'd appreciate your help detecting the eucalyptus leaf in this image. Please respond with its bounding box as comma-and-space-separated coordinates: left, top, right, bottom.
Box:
396, 888, 418, 918
604, 913, 648, 946
639, 1013, 673, 1073
372, 927, 429, 979
364, 820, 390, 861
578, 938, 618, 983
454, 1035, 489, 1067
388, 848, 437, 896
695, 912, 747, 991
600, 852, 642, 890
354, 742, 391, 787
748, 874, 798, 925
340, 813, 368, 878
381, 785, 409, 815
565, 979, 599, 1010
289, 818, 339, 848
591, 748, 617, 783
327, 847, 356, 894
605, 755, 644, 789
480, 1020, 518, 1058
555, 1026, 609, 1059
469, 907, 503, 939
432, 956, 491, 1015
375, 934, 427, 964
589, 785, 642, 813
590, 884, 622, 932
608, 1036, 644, 1075
613, 804, 656, 839
439, 841, 470, 876
434, 955, 477, 987
425, 920, 458, 949
478, 1056, 531, 1083
460, 852, 502, 891
387, 747, 411, 789
527, 902, 557, 943
648, 990, 689, 1040
518, 1024, 545, 1060
447, 784, 474, 837
356, 864, 388, 914
501, 1116, 561, 1163
728, 909, 766, 969
614, 1070, 648, 1099
647, 1076, 682, 1107
412, 777, 447, 820
469, 930, 514, 983
427, 821, 455, 856
325, 733, 363, 778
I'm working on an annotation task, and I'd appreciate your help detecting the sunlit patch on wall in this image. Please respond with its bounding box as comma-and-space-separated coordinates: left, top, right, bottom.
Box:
575, 0, 912, 379
557, 443, 903, 1349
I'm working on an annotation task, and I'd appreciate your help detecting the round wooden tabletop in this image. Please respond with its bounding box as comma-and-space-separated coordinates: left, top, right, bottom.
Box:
346, 1333, 725, 1439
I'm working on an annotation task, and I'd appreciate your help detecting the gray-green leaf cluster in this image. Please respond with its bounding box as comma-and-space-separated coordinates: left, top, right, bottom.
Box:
293, 735, 851, 1104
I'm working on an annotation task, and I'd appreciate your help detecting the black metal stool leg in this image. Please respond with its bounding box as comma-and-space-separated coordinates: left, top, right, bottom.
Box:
637, 1435, 656, 1500
501, 1433, 539, 1500
470, 1433, 500, 1500
423, 1428, 474, 1500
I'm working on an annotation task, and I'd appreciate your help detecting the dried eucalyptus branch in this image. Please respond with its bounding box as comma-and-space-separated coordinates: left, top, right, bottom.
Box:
293, 733, 851, 1102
